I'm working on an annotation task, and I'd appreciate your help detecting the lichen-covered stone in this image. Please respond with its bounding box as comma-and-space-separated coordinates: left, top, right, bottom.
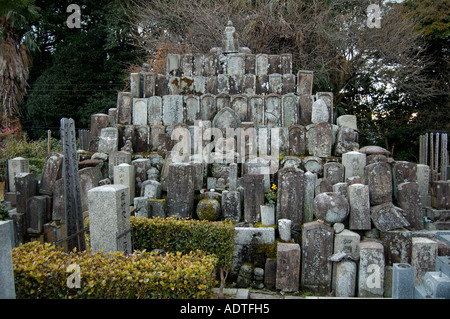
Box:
313, 192, 349, 224
196, 199, 221, 221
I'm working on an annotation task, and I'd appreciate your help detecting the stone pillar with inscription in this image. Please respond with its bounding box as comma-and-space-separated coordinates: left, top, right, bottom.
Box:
61, 118, 86, 251
113, 163, 136, 203
88, 185, 132, 254
276, 166, 304, 230
243, 174, 265, 224
358, 241, 385, 297
301, 221, 334, 294
108, 151, 132, 181
166, 163, 195, 218
88, 113, 110, 152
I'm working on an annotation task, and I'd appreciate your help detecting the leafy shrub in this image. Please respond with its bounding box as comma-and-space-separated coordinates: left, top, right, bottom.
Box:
0, 134, 61, 178
131, 216, 235, 271
12, 241, 218, 299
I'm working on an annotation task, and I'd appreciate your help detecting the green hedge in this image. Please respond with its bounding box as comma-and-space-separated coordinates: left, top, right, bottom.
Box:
12, 241, 217, 299
131, 216, 235, 271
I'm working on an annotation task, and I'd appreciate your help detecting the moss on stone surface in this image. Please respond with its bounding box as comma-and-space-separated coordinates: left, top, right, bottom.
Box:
197, 199, 221, 221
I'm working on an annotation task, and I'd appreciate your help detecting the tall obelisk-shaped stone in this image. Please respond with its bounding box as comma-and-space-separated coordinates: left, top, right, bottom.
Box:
61, 118, 86, 251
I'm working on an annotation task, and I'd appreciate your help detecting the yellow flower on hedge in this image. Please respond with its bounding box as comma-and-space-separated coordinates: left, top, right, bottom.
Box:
271, 184, 277, 191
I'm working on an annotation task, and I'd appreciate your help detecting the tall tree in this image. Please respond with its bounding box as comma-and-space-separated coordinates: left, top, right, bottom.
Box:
402, 0, 450, 133
0, 0, 40, 129
22, 0, 140, 136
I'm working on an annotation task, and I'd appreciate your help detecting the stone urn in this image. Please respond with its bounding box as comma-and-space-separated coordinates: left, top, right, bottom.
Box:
260, 205, 275, 226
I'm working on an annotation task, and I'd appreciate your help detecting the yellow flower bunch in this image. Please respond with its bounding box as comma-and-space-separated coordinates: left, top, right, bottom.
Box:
266, 183, 277, 205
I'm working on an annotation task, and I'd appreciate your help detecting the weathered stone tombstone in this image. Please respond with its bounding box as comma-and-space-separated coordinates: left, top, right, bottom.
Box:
264, 94, 281, 127
113, 163, 136, 203
202, 94, 218, 121
7, 157, 29, 193
311, 99, 329, 124
277, 167, 304, 229
333, 230, 361, 292
108, 151, 132, 181
305, 124, 316, 155
342, 151, 366, 183
348, 183, 371, 230
358, 241, 385, 297
166, 163, 195, 218
296, 70, 313, 96
314, 122, 333, 157
416, 164, 431, 206
133, 197, 150, 218
116, 92, 132, 125
334, 259, 358, 297
298, 94, 313, 126
130, 72, 142, 97
88, 184, 132, 254
336, 114, 357, 131
148, 199, 166, 218
185, 95, 200, 125
264, 258, 277, 290
303, 171, 316, 224
14, 173, 38, 229
303, 156, 323, 175
61, 118, 86, 251
380, 230, 412, 266
334, 127, 359, 156
313, 192, 349, 224
222, 190, 241, 222
97, 127, 119, 154
140, 180, 162, 199
278, 218, 292, 242
88, 113, 110, 152
26, 196, 47, 234
133, 98, 148, 125
397, 182, 423, 230
162, 95, 184, 125
276, 243, 301, 292
288, 124, 306, 156
142, 72, 156, 97
371, 202, 409, 232
246, 157, 270, 192
333, 229, 360, 260
323, 162, 344, 186
39, 153, 63, 195
393, 161, 417, 201
0, 220, 15, 299
301, 221, 334, 293
411, 237, 437, 286
134, 125, 150, 153
132, 158, 151, 197
281, 93, 299, 127
79, 167, 101, 213
148, 96, 163, 125
243, 174, 265, 224
365, 161, 393, 206
431, 180, 450, 210
332, 182, 349, 200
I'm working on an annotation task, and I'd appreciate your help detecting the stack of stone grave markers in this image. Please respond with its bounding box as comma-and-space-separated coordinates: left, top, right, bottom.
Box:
1, 21, 449, 299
